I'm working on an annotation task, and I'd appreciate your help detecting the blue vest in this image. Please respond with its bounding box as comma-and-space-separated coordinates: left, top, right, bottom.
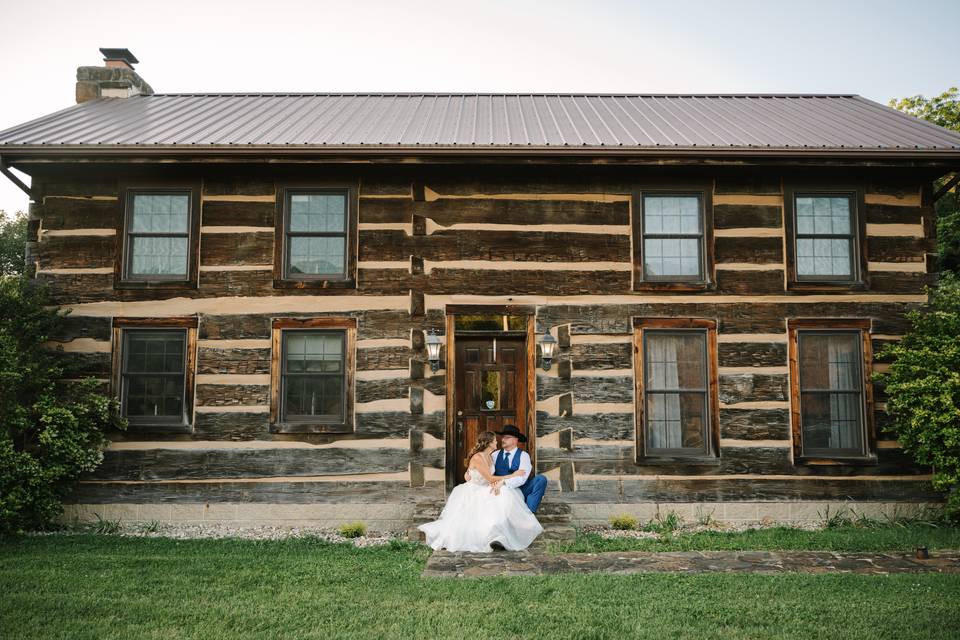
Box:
493, 448, 523, 476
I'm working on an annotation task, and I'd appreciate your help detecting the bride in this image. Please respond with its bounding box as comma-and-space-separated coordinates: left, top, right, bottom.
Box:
418, 430, 544, 552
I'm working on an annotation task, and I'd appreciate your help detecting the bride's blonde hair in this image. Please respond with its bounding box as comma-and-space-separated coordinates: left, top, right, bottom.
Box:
464, 431, 497, 468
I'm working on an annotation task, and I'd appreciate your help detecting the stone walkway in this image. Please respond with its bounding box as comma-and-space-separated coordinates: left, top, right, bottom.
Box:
422, 549, 960, 578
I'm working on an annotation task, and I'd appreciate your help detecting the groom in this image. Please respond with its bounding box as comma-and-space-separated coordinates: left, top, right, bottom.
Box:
491, 425, 547, 514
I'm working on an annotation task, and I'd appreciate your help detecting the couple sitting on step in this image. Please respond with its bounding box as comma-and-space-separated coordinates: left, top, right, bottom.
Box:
418, 425, 547, 553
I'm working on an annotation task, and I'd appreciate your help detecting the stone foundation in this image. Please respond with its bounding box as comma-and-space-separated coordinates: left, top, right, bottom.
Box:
571, 501, 946, 526
59, 499, 946, 532
58, 503, 415, 533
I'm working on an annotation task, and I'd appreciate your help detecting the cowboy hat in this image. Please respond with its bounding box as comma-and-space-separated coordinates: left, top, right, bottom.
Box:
494, 424, 527, 443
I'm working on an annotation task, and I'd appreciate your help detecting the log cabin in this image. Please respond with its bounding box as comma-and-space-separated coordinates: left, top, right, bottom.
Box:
2, 49, 959, 533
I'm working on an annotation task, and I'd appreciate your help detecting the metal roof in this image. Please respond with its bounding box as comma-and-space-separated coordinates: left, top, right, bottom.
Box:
2, 93, 959, 156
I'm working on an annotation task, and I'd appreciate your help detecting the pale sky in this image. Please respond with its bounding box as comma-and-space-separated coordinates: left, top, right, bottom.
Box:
0, 0, 957, 214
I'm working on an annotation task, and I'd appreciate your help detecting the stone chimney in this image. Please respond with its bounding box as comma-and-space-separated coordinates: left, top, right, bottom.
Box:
76, 48, 154, 103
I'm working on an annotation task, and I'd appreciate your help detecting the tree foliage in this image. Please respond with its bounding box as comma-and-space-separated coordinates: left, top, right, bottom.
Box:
889, 88, 960, 273
0, 210, 27, 276
0, 275, 126, 533
873, 273, 960, 517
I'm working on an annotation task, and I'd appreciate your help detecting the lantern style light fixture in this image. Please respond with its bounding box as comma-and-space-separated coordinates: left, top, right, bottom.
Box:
425, 329, 444, 372
539, 332, 558, 371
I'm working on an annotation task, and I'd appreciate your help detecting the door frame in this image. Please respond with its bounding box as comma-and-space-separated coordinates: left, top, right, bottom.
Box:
444, 304, 537, 490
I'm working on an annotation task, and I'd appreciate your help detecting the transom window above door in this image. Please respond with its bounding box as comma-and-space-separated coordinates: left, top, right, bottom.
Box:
274, 186, 358, 289
631, 189, 714, 291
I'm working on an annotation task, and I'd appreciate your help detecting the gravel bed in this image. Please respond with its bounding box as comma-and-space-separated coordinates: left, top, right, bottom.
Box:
580, 519, 827, 540
30, 522, 406, 547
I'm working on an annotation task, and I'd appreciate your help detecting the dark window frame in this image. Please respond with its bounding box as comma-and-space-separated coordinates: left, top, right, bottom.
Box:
784, 185, 868, 292
111, 317, 198, 433
632, 317, 720, 464
270, 317, 356, 434
273, 184, 359, 289
115, 183, 201, 289
787, 318, 877, 464
631, 187, 715, 292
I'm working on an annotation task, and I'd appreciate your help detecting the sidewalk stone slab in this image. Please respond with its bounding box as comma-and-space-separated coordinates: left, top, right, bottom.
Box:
422, 549, 960, 578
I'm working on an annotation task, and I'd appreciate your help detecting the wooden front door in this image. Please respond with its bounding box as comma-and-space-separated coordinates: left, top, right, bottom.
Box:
453, 337, 528, 484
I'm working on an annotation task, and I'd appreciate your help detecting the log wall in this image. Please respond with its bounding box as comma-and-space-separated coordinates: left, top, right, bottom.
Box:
28, 164, 941, 510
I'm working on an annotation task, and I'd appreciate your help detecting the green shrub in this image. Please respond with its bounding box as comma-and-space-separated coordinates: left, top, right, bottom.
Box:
93, 514, 122, 535
873, 273, 960, 519
0, 277, 125, 533
608, 514, 638, 530
338, 522, 367, 538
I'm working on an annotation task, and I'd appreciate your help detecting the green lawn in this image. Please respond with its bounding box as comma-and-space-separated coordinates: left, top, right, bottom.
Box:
550, 522, 960, 553
2, 533, 960, 640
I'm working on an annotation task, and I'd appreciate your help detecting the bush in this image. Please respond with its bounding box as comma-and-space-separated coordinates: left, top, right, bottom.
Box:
338, 522, 367, 538
0, 276, 125, 533
873, 273, 960, 519
608, 514, 638, 530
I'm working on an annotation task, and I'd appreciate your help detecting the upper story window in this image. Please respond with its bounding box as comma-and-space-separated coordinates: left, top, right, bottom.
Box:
632, 189, 713, 291
787, 319, 876, 463
785, 187, 866, 290
112, 317, 198, 432
119, 188, 200, 287
270, 317, 356, 433
633, 318, 719, 461
274, 186, 358, 289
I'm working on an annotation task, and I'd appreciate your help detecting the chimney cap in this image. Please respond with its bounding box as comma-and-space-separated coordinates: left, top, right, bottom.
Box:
99, 48, 139, 67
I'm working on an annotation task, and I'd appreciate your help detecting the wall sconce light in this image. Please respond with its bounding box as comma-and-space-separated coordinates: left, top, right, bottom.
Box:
539, 332, 557, 371
425, 329, 443, 372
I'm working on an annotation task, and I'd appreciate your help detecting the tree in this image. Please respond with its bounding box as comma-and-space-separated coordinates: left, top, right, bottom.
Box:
873, 273, 960, 518
889, 88, 960, 273
0, 277, 126, 533
0, 210, 27, 276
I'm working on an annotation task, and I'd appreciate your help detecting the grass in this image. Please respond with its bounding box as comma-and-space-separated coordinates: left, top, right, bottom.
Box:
2, 532, 960, 640
550, 522, 960, 553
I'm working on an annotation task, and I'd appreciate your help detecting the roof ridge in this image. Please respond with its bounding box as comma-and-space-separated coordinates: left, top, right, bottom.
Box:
147, 92, 861, 98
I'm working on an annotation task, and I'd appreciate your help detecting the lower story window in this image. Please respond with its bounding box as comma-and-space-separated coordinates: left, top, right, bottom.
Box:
788, 319, 874, 460
633, 318, 719, 460
271, 317, 356, 433
113, 318, 197, 431
281, 330, 345, 422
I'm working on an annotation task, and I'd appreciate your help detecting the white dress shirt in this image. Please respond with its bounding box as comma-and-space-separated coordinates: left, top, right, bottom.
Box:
495, 447, 532, 489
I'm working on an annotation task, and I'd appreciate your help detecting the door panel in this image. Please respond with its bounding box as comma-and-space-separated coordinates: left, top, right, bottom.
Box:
454, 336, 528, 484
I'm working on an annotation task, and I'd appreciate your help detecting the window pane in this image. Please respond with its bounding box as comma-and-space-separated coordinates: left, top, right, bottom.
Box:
800, 392, 863, 451
285, 333, 343, 374
795, 237, 851, 277
644, 238, 701, 277
131, 194, 189, 233
647, 392, 706, 450
799, 333, 861, 391
284, 375, 344, 418
289, 193, 346, 232
125, 375, 184, 418
796, 196, 851, 236
130, 236, 189, 276
480, 371, 501, 410
125, 331, 185, 374
644, 195, 700, 235
288, 237, 346, 275
645, 332, 706, 390
798, 331, 864, 454
455, 314, 503, 330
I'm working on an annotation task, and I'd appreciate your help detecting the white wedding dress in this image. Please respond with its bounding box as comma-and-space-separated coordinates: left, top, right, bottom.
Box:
418, 463, 544, 552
